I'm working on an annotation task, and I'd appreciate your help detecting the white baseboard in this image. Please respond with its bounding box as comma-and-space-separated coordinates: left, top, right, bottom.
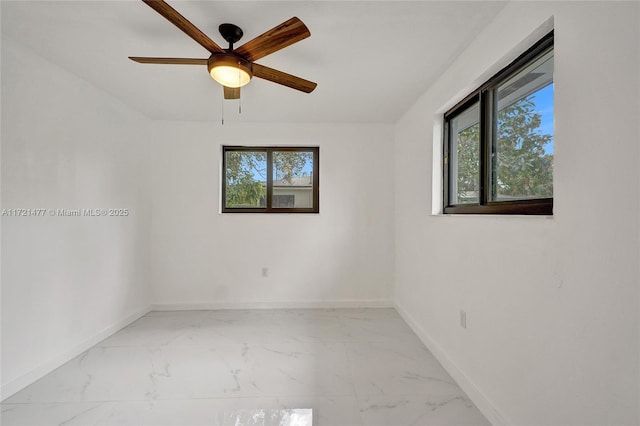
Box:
151, 299, 394, 311
395, 301, 511, 426
0, 305, 151, 402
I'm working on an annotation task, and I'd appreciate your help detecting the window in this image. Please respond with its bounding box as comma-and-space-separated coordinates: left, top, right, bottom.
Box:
222, 146, 319, 213
444, 31, 554, 215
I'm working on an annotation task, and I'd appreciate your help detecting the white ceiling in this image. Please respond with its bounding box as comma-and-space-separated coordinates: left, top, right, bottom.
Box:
1, 1, 506, 123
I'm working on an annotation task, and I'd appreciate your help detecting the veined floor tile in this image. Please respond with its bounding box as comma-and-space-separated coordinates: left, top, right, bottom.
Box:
246, 342, 355, 397
94, 399, 314, 426
173, 315, 347, 346
1, 398, 358, 426
272, 396, 362, 426
4, 346, 156, 403
358, 394, 490, 426
143, 310, 210, 321
1, 309, 488, 425
1, 402, 108, 426
146, 341, 355, 399
145, 343, 260, 399
97, 311, 209, 348
347, 340, 461, 396
341, 313, 419, 343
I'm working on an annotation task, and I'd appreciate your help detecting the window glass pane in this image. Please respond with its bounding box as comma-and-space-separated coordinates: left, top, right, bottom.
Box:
225, 151, 266, 208
494, 48, 553, 201
272, 150, 315, 208
450, 102, 480, 204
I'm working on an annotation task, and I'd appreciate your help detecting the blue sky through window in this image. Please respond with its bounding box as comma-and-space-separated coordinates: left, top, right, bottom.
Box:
530, 83, 554, 154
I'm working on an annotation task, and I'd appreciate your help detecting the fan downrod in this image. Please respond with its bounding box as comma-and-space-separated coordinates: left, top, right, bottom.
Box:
219, 23, 243, 49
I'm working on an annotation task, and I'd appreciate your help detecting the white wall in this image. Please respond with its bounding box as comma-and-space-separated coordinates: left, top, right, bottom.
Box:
1, 37, 152, 399
149, 121, 394, 308
394, 2, 639, 425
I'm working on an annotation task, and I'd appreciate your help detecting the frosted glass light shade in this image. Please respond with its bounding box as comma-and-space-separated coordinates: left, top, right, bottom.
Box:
208, 54, 252, 88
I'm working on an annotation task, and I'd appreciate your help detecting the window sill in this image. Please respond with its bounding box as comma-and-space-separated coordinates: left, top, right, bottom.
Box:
430, 213, 554, 219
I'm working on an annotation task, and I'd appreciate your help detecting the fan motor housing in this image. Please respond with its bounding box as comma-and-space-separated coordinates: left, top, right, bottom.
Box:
219, 23, 244, 46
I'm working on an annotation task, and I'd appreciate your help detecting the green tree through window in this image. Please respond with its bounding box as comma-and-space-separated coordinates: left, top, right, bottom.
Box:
495, 96, 553, 199
455, 96, 553, 201
225, 151, 266, 207
223, 147, 319, 213
445, 31, 553, 215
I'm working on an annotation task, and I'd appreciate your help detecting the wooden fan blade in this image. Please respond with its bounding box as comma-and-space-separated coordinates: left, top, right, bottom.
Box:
141, 0, 223, 53
129, 57, 208, 65
234, 17, 310, 62
253, 63, 317, 93
224, 86, 241, 100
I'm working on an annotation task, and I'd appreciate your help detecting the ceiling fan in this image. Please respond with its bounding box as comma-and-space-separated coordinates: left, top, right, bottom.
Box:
129, 0, 317, 100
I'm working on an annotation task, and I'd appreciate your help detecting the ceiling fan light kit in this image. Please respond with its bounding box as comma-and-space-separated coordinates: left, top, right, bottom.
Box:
208, 54, 252, 88
129, 0, 317, 101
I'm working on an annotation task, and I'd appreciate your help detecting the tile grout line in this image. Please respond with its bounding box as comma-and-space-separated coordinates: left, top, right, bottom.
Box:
339, 315, 366, 426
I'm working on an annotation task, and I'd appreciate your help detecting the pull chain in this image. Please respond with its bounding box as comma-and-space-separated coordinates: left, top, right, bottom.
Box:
221, 91, 224, 125
238, 62, 242, 115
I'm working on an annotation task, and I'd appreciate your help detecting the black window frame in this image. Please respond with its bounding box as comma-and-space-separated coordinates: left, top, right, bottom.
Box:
222, 146, 319, 213
443, 31, 554, 215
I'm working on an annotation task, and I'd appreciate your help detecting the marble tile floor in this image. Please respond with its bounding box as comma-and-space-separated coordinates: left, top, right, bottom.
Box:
1, 308, 490, 426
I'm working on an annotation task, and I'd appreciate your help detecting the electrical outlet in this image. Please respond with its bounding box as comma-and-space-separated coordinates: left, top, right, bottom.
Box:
460, 310, 467, 329
261, 267, 269, 277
